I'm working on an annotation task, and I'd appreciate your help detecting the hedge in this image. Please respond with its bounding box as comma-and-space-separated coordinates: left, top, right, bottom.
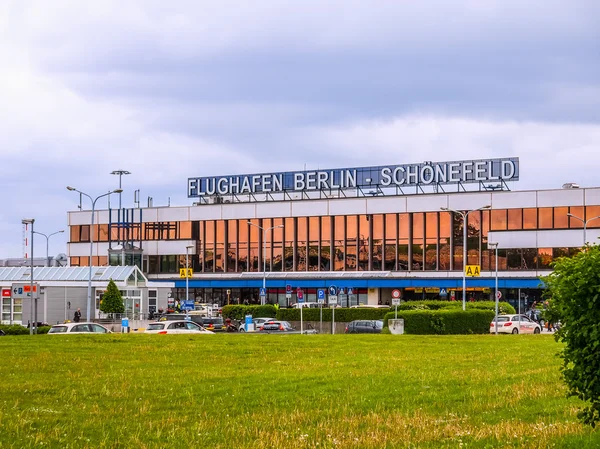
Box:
277, 307, 390, 322
384, 309, 495, 334
0, 325, 51, 335
221, 305, 277, 320
399, 300, 515, 314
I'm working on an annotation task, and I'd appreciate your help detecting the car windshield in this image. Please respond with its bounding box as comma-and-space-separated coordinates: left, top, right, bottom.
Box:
48, 326, 68, 333
147, 323, 165, 330
495, 316, 510, 322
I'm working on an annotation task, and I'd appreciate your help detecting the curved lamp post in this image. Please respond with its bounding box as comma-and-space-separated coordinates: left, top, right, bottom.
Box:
441, 205, 491, 311
67, 186, 122, 322
247, 221, 284, 305
33, 230, 65, 267
567, 213, 600, 246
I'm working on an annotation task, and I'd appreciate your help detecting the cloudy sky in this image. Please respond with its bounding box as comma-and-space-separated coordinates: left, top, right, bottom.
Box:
1, 0, 599, 258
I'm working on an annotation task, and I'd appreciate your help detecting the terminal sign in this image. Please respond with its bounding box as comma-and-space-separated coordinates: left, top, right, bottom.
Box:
465, 265, 480, 277
188, 158, 519, 197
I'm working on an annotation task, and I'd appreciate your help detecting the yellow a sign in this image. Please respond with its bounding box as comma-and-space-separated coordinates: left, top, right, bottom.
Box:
465, 265, 480, 277
179, 268, 193, 278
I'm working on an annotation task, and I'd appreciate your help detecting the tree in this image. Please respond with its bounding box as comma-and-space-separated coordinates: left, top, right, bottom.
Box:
542, 245, 600, 427
100, 279, 125, 315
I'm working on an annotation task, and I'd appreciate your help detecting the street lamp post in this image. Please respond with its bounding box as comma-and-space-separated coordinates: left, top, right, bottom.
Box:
33, 230, 65, 267
22, 219, 35, 335
67, 186, 122, 322
567, 213, 600, 246
110, 170, 131, 210
247, 221, 284, 305
489, 242, 499, 335
441, 205, 491, 311
185, 245, 194, 317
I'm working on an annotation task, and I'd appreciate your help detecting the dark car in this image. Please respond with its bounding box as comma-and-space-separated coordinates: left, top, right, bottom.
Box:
345, 320, 384, 334
201, 317, 224, 332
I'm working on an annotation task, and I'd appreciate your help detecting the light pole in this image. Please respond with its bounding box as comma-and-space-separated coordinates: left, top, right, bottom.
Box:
33, 230, 65, 267
488, 242, 499, 335
567, 213, 600, 246
22, 219, 35, 335
185, 245, 194, 317
247, 221, 284, 305
441, 205, 491, 311
67, 186, 122, 322
110, 170, 131, 210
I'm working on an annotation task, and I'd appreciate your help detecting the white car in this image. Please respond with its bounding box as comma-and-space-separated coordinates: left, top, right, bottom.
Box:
490, 314, 541, 334
48, 322, 112, 334
145, 320, 215, 334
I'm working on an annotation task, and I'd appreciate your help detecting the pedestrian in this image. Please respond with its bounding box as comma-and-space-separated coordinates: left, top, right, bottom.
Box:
73, 308, 82, 323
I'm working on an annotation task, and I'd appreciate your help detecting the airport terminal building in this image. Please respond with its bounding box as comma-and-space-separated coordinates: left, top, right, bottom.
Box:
65, 157, 600, 316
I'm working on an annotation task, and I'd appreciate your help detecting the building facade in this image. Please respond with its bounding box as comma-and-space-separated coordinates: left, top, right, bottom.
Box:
65, 158, 599, 311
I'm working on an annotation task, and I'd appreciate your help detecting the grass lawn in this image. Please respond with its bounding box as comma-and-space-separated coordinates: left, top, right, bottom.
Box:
0, 333, 598, 448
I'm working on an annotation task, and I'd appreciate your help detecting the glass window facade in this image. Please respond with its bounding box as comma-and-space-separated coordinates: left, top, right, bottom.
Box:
70, 206, 600, 273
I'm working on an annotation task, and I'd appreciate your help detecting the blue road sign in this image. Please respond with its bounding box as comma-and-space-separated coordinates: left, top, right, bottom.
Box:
439, 288, 447, 296
183, 300, 195, 311
339, 287, 346, 295
285, 284, 292, 294
260, 287, 266, 297
348, 287, 354, 295
317, 289, 325, 300
328, 285, 337, 296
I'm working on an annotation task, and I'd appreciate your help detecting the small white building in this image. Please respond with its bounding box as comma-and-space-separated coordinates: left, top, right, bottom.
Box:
0, 266, 173, 326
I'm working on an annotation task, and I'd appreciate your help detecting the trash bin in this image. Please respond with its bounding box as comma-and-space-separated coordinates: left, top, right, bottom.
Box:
121, 317, 130, 333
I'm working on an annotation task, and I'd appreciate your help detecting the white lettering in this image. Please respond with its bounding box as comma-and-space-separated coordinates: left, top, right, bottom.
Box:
345, 170, 357, 188
420, 165, 434, 184
380, 168, 392, 186
306, 172, 317, 190
502, 160, 516, 179
393, 167, 405, 185
474, 162, 487, 181
241, 177, 251, 193
273, 174, 283, 192
262, 175, 271, 192
188, 179, 197, 196
488, 161, 500, 180
217, 178, 228, 195
229, 176, 240, 193
252, 175, 261, 192
295, 173, 305, 190
462, 162, 473, 181
206, 178, 216, 195
330, 171, 340, 189
406, 165, 419, 184
434, 164, 447, 183
317, 171, 329, 189
448, 163, 461, 182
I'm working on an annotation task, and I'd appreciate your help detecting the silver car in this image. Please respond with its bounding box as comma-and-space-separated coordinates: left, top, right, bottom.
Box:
145, 320, 215, 334
48, 322, 112, 334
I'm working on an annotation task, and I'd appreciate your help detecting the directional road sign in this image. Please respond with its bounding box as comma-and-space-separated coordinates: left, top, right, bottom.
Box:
317, 289, 325, 302
12, 283, 39, 299
328, 285, 337, 296
347, 287, 354, 296
260, 287, 266, 298
297, 288, 304, 303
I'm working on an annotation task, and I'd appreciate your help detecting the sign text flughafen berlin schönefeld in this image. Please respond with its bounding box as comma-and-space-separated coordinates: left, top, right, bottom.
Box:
187, 157, 519, 197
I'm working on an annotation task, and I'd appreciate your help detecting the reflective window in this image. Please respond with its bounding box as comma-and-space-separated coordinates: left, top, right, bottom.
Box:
273, 218, 284, 272
424, 212, 437, 270
358, 215, 370, 271
204, 221, 215, 272
554, 207, 568, 229
490, 210, 507, 231
308, 217, 320, 271
523, 208, 537, 229
412, 213, 424, 270
383, 214, 395, 271
539, 208, 553, 229
372, 215, 383, 271
180, 221, 192, 239
398, 214, 409, 270
238, 220, 248, 272
320, 217, 331, 271
227, 220, 237, 272
215, 220, 225, 272
586, 206, 600, 228
346, 216, 357, 270
297, 217, 307, 271
507, 209, 522, 230
333, 216, 345, 271
439, 212, 451, 270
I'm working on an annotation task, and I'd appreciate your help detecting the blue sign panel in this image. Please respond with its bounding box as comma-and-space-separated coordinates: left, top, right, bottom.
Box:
259, 287, 266, 297
328, 285, 337, 296
339, 287, 346, 295
348, 287, 354, 295
183, 300, 195, 311
317, 289, 325, 300
188, 158, 520, 197
439, 288, 448, 296
285, 284, 292, 294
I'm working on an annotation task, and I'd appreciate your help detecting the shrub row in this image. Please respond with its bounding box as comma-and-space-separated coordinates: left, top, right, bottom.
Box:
399, 300, 515, 314
0, 325, 51, 335
221, 305, 277, 320
384, 309, 495, 334
277, 307, 390, 322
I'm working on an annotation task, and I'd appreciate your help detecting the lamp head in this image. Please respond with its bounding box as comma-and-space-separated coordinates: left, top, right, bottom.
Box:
113, 189, 123, 194
440, 207, 449, 211
66, 186, 76, 191
482, 205, 492, 209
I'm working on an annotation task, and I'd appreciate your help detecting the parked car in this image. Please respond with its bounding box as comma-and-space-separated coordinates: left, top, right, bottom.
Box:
159, 314, 223, 331
345, 320, 384, 334
490, 314, 542, 334
47, 322, 112, 334
258, 320, 317, 334
201, 317, 224, 332
252, 317, 277, 329
144, 321, 215, 334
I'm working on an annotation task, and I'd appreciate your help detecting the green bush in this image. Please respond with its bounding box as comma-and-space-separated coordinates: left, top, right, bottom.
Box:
277, 307, 390, 322
221, 305, 277, 320
384, 309, 495, 335
0, 325, 50, 335
399, 300, 515, 314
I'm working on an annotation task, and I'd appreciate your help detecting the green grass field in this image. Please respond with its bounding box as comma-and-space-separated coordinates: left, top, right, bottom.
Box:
0, 333, 598, 448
